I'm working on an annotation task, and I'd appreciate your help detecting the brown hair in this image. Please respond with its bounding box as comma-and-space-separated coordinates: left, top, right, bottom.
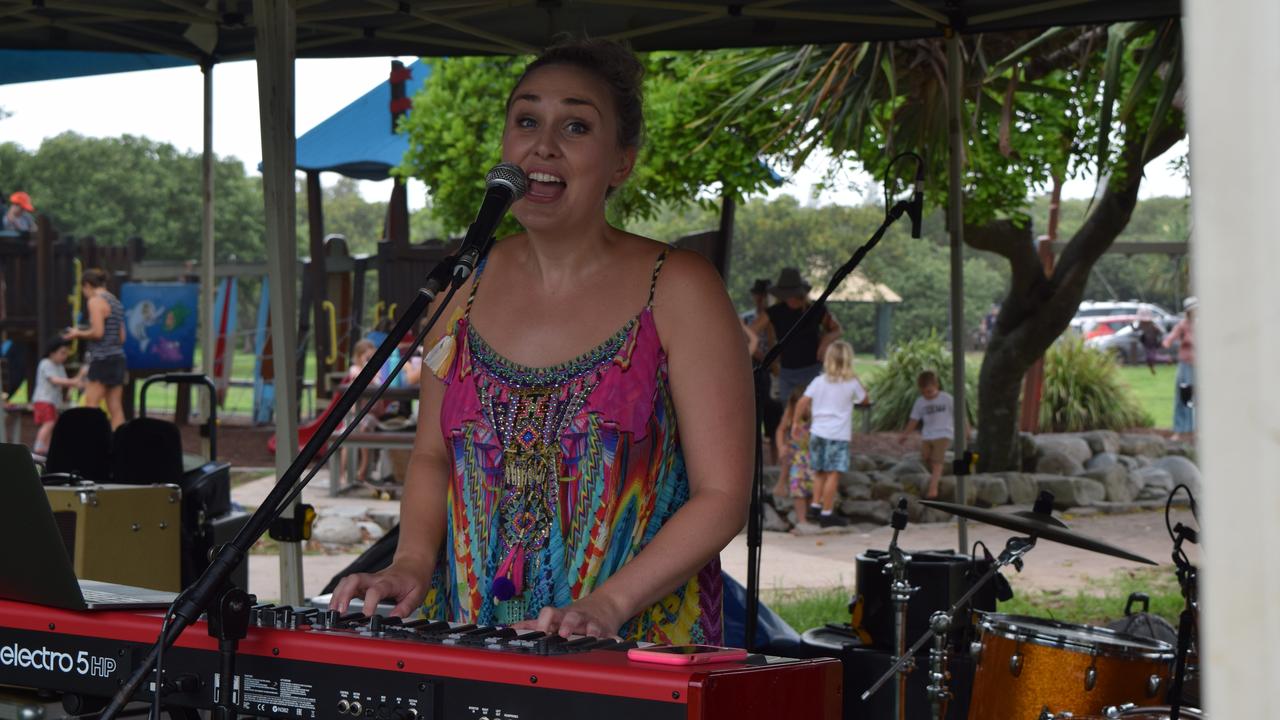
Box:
508, 38, 646, 151
82, 268, 109, 288
917, 370, 940, 388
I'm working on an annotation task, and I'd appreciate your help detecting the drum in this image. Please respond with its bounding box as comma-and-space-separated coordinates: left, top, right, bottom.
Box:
1071, 706, 1205, 719
854, 549, 995, 651
967, 614, 1174, 720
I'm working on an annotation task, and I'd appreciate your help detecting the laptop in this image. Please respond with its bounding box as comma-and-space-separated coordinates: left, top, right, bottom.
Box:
0, 443, 178, 610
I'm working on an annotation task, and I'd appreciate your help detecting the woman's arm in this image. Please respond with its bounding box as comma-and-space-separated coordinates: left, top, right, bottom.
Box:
527, 250, 754, 637
816, 309, 842, 361
68, 296, 108, 341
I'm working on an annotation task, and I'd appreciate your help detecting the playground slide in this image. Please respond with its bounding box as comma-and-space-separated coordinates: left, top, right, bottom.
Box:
266, 392, 344, 455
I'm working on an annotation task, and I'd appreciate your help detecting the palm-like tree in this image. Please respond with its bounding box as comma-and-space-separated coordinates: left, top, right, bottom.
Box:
704, 21, 1184, 470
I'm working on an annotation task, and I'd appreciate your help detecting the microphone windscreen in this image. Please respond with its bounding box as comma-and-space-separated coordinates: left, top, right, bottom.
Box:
487, 162, 528, 199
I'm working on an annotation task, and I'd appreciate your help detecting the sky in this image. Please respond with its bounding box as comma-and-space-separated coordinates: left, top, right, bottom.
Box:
0, 57, 1190, 210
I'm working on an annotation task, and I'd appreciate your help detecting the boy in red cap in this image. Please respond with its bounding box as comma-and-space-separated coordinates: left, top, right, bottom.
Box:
4, 192, 36, 232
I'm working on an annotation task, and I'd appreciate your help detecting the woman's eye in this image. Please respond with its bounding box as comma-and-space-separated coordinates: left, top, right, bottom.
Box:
516, 116, 536, 129
566, 121, 589, 135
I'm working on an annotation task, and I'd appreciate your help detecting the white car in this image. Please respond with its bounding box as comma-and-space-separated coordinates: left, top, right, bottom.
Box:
1070, 300, 1178, 333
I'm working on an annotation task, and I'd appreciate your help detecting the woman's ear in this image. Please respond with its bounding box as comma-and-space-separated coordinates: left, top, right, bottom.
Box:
610, 145, 638, 189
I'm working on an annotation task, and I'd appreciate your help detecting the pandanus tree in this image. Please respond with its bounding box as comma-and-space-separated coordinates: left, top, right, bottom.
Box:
700, 21, 1185, 470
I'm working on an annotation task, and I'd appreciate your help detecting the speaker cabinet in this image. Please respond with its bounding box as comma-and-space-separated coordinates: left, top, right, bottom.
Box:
44, 483, 182, 592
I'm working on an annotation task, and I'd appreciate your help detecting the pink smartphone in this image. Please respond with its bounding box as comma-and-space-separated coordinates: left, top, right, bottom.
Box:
626, 644, 749, 665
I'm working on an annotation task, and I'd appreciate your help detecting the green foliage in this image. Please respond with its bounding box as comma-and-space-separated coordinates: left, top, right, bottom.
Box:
296, 177, 390, 255
1039, 336, 1151, 431
0, 133, 266, 262
866, 333, 977, 431
396, 51, 782, 235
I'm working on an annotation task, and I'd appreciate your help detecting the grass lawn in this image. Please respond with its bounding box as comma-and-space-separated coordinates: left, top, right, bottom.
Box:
1116, 362, 1177, 429
767, 566, 1184, 634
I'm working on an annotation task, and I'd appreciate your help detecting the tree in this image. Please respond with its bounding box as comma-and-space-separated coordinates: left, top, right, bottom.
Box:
395, 52, 786, 233
296, 176, 388, 256
1, 133, 265, 262
702, 22, 1185, 470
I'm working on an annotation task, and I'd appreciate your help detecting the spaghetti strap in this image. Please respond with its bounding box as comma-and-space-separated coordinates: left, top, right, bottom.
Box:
646, 248, 671, 307
464, 257, 488, 318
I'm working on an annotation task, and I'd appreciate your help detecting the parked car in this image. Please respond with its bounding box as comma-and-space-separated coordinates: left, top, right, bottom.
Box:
1071, 300, 1178, 333
1085, 320, 1176, 365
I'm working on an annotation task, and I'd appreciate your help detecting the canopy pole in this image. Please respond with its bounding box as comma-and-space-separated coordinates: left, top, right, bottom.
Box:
199, 60, 215, 451
255, 0, 305, 606
946, 30, 968, 552
1187, 1, 1280, 715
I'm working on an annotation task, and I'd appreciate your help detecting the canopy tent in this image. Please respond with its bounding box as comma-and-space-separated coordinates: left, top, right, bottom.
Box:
295, 58, 430, 180
0, 49, 191, 85
25, 12, 1276, 715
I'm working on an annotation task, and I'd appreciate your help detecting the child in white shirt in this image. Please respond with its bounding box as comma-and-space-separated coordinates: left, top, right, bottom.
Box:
798, 340, 867, 528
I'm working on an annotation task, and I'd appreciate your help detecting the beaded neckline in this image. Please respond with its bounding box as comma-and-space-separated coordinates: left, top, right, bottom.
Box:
467, 315, 638, 388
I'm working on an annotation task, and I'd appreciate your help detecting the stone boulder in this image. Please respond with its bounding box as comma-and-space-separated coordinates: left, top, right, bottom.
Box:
897, 472, 932, 497
867, 471, 896, 486
1082, 465, 1142, 503
839, 472, 873, 500
1120, 434, 1167, 458
1084, 452, 1121, 472
1035, 434, 1094, 465
871, 481, 904, 501
937, 476, 979, 505
368, 509, 400, 532
312, 515, 364, 545
852, 455, 879, 472
1133, 466, 1175, 500
1033, 475, 1106, 509
1080, 430, 1122, 456
1019, 433, 1039, 466
840, 499, 893, 525
763, 503, 791, 532
999, 472, 1040, 505
901, 495, 953, 524
1153, 456, 1203, 497
890, 458, 928, 477
1035, 449, 1085, 477
969, 474, 1011, 507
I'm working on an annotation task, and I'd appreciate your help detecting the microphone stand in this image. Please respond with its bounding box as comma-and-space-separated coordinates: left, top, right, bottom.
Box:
99, 233, 497, 720
745, 196, 913, 649
1167, 522, 1198, 720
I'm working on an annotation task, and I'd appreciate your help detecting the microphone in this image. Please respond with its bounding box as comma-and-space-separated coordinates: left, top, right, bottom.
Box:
453, 162, 528, 282
907, 159, 924, 239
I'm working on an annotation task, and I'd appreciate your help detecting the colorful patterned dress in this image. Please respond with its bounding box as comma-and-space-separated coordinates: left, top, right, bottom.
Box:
422, 249, 722, 644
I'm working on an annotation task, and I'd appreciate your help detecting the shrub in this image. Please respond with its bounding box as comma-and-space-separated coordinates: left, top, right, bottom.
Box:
867, 333, 977, 431
1039, 337, 1152, 431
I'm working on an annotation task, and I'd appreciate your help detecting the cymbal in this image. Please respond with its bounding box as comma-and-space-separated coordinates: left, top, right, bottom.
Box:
920, 497, 1157, 565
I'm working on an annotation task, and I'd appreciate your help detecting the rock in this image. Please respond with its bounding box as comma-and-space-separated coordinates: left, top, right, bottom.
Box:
1164, 442, 1196, 459
897, 472, 932, 497
1153, 456, 1203, 496
899, 495, 952, 524
970, 474, 1010, 507
1085, 452, 1121, 472
1133, 466, 1175, 494
1035, 434, 1094, 465
356, 520, 386, 542
763, 503, 791, 532
1120, 434, 1167, 457
368, 509, 400, 531
867, 471, 896, 486
999, 472, 1040, 505
324, 505, 369, 520
311, 515, 363, 545
1035, 449, 1085, 477
852, 455, 879, 472
762, 466, 783, 494
1082, 465, 1142, 503
1019, 433, 1038, 465
1117, 455, 1141, 470
840, 499, 893, 525
937, 476, 979, 505
1133, 455, 1153, 468
1080, 430, 1122, 456
871, 481, 904, 501
1032, 475, 1106, 509
889, 459, 928, 477
872, 455, 899, 471
839, 471, 873, 498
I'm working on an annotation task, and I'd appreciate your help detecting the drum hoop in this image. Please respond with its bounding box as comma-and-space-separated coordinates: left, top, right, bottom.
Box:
1114, 708, 1204, 719
977, 614, 1174, 661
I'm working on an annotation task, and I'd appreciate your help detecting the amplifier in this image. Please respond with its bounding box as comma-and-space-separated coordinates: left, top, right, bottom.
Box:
44, 484, 182, 592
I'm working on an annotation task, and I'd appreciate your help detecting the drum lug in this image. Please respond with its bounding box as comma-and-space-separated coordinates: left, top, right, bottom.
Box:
969, 641, 983, 663
1084, 665, 1097, 691
1103, 704, 1136, 718
1008, 651, 1023, 677
1146, 673, 1163, 697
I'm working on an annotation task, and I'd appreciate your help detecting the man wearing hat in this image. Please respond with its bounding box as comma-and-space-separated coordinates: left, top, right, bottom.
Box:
749, 267, 842, 407
3, 191, 37, 233
1163, 296, 1197, 441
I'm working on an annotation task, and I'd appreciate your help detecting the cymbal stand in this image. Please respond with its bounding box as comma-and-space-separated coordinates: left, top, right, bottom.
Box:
926, 611, 952, 720
863, 535, 1036, 716
884, 499, 915, 720
1167, 521, 1198, 720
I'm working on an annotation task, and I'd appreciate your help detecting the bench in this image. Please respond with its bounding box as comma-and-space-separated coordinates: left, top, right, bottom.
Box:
327, 429, 415, 496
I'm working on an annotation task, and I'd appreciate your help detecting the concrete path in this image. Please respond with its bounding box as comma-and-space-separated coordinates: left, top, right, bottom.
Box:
236, 473, 1199, 604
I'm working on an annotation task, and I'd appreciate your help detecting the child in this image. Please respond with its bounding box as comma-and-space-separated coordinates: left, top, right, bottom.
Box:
798, 341, 867, 528
900, 371, 956, 499
343, 339, 378, 483
32, 339, 81, 455
775, 387, 816, 527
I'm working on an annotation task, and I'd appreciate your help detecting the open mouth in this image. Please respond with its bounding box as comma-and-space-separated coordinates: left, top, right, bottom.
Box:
526, 171, 566, 201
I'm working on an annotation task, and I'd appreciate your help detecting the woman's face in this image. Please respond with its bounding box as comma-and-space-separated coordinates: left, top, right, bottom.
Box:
502, 64, 637, 232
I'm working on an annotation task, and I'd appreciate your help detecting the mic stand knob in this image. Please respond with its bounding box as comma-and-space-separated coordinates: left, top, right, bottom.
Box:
926, 611, 953, 720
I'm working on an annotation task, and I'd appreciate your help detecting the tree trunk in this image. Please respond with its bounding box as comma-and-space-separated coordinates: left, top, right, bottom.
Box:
970, 123, 1186, 472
